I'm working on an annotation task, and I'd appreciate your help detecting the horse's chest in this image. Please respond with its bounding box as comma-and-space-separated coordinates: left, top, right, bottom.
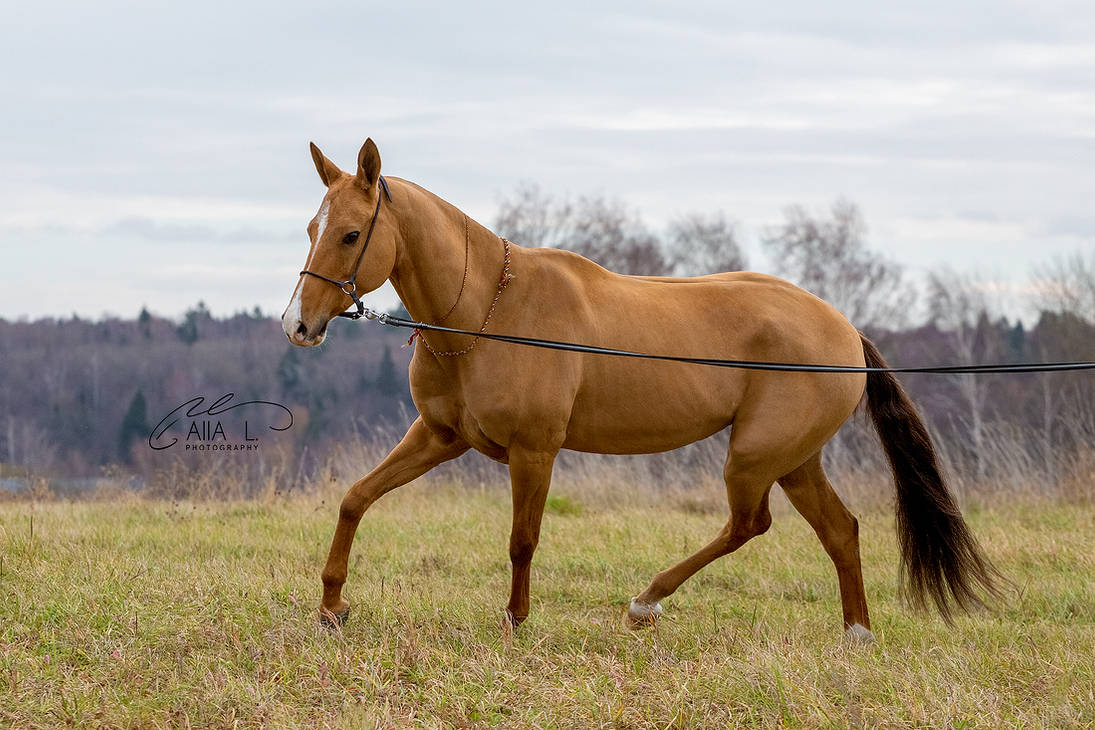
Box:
408, 347, 576, 457
457, 416, 510, 462
415, 395, 511, 462
410, 377, 510, 462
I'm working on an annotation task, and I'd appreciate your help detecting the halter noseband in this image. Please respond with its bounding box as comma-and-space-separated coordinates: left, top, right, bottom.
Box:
298, 175, 393, 320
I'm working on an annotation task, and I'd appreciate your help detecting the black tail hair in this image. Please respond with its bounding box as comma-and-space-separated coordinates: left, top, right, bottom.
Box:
861, 334, 1004, 621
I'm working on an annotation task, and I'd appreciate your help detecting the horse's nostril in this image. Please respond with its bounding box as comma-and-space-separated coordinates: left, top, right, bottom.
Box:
296, 322, 308, 338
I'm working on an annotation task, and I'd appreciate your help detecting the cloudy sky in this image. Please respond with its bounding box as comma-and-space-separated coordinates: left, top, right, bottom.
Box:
2, 1, 1092, 322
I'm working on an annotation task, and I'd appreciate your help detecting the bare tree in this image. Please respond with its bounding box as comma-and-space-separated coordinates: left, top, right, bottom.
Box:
494, 183, 669, 275
761, 200, 914, 329
927, 267, 1001, 480
666, 212, 747, 276
493, 182, 574, 250
1032, 250, 1095, 324
566, 195, 667, 275
1029, 250, 1095, 471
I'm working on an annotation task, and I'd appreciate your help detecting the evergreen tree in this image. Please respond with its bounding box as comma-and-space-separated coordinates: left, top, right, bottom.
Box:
374, 346, 401, 396
176, 311, 199, 345
175, 301, 210, 345
117, 390, 149, 463
277, 346, 302, 394
1008, 322, 1026, 362
138, 306, 152, 338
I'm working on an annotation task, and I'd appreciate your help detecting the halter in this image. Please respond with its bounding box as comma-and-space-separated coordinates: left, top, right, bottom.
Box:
298, 176, 393, 320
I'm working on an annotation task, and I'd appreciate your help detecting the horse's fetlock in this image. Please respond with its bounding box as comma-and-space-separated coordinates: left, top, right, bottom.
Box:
645, 572, 675, 601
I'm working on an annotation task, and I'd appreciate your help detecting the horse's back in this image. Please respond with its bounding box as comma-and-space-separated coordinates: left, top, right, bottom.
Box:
523, 249, 861, 361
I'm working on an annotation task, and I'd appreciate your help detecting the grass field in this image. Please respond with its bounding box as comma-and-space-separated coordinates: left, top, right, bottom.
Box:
1, 484, 1093, 729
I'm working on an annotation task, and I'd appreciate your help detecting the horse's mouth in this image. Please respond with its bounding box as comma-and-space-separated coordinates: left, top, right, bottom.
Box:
287, 319, 328, 347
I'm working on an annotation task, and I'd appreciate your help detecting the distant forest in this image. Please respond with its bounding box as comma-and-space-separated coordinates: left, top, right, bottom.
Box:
0, 307, 417, 481
1, 195, 1093, 493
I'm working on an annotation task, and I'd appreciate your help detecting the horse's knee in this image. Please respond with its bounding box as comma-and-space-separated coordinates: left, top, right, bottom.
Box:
509, 535, 537, 565
338, 494, 366, 524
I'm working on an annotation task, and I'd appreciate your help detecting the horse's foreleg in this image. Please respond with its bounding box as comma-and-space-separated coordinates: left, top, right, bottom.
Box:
320, 417, 468, 626
628, 463, 774, 627
778, 452, 873, 642
504, 446, 557, 628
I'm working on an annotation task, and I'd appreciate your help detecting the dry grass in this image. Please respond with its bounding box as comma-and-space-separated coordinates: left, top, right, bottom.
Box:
1, 483, 1093, 728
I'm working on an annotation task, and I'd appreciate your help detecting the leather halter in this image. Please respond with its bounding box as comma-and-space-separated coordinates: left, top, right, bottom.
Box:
298, 176, 393, 320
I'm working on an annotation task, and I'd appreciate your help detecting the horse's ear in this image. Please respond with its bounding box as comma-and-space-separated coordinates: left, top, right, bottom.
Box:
309, 142, 343, 187
356, 138, 381, 190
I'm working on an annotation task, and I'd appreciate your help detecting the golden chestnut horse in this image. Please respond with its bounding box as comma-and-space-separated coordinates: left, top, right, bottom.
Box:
282, 138, 1000, 640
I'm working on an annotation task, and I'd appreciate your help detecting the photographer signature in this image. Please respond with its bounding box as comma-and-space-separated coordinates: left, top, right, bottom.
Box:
148, 393, 294, 450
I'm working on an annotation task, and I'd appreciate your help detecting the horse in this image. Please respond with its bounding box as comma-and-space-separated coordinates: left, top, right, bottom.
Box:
282, 138, 1001, 641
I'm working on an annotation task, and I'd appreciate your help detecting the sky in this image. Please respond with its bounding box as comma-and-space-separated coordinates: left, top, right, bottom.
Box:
1, 1, 1092, 322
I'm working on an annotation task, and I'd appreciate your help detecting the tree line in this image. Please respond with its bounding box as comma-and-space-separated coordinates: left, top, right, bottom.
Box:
1, 186, 1092, 494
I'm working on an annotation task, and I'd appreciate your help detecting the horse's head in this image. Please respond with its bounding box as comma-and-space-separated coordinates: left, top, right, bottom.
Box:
282, 138, 397, 346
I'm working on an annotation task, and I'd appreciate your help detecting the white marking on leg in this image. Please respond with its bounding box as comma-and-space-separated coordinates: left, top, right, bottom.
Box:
844, 622, 875, 644
628, 597, 663, 620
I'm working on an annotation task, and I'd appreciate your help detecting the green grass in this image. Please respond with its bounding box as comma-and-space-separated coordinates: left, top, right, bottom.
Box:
1, 486, 1093, 728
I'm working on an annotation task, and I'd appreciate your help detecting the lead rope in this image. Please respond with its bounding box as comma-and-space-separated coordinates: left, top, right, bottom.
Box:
357, 299, 1095, 374
411, 237, 514, 358
328, 186, 1092, 374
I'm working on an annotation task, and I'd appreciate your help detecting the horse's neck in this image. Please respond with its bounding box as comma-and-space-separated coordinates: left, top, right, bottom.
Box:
388, 179, 503, 331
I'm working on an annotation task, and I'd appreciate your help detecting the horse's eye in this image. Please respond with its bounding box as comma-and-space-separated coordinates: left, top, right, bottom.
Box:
342, 231, 360, 245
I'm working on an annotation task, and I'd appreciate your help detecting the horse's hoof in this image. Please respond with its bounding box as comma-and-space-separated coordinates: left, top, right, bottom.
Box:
843, 623, 875, 645
319, 604, 350, 630
625, 597, 663, 629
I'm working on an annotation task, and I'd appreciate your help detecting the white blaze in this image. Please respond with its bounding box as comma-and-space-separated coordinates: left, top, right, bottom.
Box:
314, 198, 330, 242
282, 198, 330, 339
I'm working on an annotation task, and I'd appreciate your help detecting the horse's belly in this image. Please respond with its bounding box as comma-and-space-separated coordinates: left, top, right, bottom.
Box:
561, 361, 741, 454
561, 419, 727, 454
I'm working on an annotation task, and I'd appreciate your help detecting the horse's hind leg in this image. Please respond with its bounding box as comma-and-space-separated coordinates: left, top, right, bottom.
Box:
320, 417, 468, 626
778, 451, 873, 642
628, 456, 776, 626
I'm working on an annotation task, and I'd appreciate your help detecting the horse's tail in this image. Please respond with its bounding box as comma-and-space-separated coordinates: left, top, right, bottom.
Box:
860, 334, 1003, 622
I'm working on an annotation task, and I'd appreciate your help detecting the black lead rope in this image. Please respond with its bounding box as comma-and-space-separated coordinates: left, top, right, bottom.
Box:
356, 312, 1095, 375
311, 179, 1095, 375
